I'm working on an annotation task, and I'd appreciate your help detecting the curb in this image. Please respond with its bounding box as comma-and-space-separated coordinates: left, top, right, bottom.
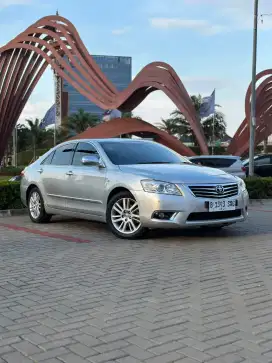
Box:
0, 209, 27, 217
249, 199, 272, 206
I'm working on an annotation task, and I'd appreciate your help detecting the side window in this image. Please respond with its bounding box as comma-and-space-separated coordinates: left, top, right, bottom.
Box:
190, 158, 201, 165
51, 144, 76, 166
41, 151, 55, 165
72, 142, 99, 166
255, 156, 271, 166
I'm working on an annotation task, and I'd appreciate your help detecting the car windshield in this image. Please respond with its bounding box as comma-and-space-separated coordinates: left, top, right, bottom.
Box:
99, 141, 189, 165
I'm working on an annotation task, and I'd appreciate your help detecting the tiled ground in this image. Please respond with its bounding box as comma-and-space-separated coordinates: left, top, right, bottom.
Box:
0, 205, 272, 362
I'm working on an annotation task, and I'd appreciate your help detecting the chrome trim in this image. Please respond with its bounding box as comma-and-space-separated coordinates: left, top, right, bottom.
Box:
188, 183, 238, 199
47, 194, 102, 204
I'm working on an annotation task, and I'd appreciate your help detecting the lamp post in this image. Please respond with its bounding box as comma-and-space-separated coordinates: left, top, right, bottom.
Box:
249, 0, 259, 177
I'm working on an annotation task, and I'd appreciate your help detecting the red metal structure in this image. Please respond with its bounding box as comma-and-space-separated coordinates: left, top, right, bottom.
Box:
228, 69, 272, 156
70, 117, 196, 156
0, 15, 209, 162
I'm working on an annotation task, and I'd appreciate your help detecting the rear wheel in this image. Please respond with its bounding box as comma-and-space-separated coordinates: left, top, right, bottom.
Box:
28, 187, 52, 223
107, 191, 147, 239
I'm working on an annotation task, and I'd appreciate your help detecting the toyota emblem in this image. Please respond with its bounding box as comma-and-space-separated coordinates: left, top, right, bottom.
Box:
215, 185, 224, 194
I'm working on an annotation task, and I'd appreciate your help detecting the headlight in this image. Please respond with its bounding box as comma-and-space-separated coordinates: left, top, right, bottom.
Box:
141, 180, 183, 196
236, 177, 246, 191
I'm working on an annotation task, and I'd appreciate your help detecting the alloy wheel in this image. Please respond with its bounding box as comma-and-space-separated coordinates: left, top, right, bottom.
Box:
111, 197, 141, 235
29, 191, 41, 220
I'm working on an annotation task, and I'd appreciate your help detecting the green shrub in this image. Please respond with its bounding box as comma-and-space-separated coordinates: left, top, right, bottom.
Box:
0, 166, 24, 176
0, 181, 24, 210
245, 177, 272, 199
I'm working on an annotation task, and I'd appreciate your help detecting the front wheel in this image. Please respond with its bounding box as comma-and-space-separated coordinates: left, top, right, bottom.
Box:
28, 187, 52, 223
107, 191, 147, 239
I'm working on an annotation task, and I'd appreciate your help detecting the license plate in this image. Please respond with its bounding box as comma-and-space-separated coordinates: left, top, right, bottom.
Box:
209, 199, 236, 212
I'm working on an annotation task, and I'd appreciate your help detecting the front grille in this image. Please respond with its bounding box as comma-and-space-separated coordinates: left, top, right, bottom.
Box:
187, 209, 242, 222
189, 183, 238, 199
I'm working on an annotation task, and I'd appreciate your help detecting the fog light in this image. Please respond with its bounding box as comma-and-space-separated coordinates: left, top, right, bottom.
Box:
152, 211, 175, 220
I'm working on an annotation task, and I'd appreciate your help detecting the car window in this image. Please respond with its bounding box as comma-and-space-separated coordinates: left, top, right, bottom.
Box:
51, 143, 76, 166
72, 142, 99, 166
196, 158, 216, 167
99, 141, 188, 165
41, 151, 55, 165
197, 158, 237, 168
255, 156, 271, 166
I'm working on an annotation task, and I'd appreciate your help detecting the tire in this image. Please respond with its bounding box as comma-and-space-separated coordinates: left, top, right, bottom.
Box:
28, 187, 52, 223
106, 191, 147, 239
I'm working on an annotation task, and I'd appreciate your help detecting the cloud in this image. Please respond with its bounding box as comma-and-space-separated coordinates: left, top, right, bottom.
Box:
18, 100, 53, 124
0, 0, 31, 8
149, 17, 227, 35
111, 26, 131, 35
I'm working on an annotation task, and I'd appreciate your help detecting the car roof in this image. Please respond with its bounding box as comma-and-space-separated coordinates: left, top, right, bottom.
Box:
189, 155, 240, 159
70, 138, 153, 143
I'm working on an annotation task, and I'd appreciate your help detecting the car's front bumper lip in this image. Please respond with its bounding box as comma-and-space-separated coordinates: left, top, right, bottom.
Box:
133, 188, 249, 229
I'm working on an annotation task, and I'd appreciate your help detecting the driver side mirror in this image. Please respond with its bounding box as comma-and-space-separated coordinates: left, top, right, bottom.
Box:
81, 155, 105, 168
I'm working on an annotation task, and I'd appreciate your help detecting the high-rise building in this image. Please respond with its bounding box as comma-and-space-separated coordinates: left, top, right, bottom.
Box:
61, 55, 132, 119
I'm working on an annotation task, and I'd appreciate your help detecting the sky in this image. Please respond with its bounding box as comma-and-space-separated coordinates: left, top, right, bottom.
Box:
1, 0, 272, 136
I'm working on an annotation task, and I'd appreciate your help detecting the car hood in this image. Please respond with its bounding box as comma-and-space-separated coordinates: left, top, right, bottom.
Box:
119, 163, 237, 184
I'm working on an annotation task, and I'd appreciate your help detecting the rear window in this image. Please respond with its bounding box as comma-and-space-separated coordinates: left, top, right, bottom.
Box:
191, 157, 238, 168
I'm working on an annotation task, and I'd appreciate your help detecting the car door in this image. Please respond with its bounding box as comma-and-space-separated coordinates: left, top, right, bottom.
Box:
39, 143, 76, 210
254, 156, 272, 177
64, 142, 107, 216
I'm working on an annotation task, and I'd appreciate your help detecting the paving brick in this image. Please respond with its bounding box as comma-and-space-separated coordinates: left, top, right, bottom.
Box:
12, 340, 42, 355
69, 343, 97, 358
58, 353, 90, 363
2, 351, 33, 363
1, 211, 272, 363
30, 347, 69, 361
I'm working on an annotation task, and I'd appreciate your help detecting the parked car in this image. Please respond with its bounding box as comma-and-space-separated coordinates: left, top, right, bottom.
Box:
243, 154, 272, 177
188, 155, 246, 179
21, 139, 249, 239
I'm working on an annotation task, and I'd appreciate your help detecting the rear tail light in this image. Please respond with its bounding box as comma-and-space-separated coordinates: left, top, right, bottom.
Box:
241, 166, 246, 173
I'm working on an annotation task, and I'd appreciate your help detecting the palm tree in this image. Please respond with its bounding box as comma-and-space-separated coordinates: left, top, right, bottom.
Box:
64, 109, 100, 134
26, 118, 46, 160
202, 111, 226, 144
162, 94, 226, 146
122, 111, 142, 120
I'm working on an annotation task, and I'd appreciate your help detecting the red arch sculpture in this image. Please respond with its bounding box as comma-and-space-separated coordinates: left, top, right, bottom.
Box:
70, 117, 196, 156
228, 69, 272, 156
0, 15, 208, 162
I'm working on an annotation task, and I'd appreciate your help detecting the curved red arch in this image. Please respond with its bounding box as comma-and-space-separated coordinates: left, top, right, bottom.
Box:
0, 15, 208, 161
69, 117, 196, 156
227, 70, 272, 156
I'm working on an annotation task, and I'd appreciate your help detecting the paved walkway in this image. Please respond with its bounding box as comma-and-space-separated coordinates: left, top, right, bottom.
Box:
0, 206, 272, 362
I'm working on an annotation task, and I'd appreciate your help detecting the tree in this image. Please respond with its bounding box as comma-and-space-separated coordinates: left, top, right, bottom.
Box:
25, 118, 47, 160
64, 109, 100, 134
159, 94, 226, 146
122, 111, 143, 120
202, 112, 226, 144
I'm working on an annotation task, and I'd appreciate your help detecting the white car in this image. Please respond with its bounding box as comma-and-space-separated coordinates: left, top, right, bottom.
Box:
189, 155, 246, 179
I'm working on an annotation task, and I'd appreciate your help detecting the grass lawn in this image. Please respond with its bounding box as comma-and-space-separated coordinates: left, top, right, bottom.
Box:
0, 176, 9, 181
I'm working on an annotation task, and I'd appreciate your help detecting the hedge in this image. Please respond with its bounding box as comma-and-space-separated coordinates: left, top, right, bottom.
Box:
0, 177, 272, 211
244, 177, 272, 199
0, 181, 24, 210
0, 166, 24, 176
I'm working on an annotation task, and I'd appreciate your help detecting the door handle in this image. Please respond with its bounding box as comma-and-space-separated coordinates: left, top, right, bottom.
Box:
66, 171, 73, 176
37, 168, 43, 174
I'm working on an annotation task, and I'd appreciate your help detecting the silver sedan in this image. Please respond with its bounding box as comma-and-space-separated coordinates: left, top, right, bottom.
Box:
21, 139, 249, 239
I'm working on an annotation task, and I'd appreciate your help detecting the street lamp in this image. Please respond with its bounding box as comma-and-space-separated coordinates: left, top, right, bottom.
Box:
249, 0, 259, 177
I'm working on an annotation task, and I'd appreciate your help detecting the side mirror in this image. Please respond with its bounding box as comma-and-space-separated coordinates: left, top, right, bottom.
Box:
81, 155, 105, 168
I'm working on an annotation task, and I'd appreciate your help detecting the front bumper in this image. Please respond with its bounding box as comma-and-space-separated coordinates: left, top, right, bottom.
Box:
133, 187, 249, 229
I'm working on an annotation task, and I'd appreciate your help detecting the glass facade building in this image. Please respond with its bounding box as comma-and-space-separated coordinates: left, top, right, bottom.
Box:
62, 55, 132, 118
